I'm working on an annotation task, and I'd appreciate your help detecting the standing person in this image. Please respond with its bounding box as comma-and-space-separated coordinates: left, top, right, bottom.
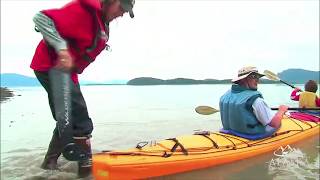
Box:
30, 0, 135, 177
219, 66, 288, 137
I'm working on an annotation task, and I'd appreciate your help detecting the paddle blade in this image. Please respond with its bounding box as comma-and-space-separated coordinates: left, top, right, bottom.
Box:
263, 70, 280, 81
195, 106, 219, 115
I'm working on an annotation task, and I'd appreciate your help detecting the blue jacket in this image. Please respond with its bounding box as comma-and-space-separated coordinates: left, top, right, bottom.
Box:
219, 84, 267, 134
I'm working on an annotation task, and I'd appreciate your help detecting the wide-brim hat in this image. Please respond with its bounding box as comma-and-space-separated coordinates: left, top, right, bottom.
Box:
120, 0, 135, 18
232, 66, 265, 83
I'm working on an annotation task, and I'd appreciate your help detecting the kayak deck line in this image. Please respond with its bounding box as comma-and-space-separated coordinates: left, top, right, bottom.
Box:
93, 119, 318, 158
95, 128, 314, 158
92, 116, 320, 179
97, 118, 318, 157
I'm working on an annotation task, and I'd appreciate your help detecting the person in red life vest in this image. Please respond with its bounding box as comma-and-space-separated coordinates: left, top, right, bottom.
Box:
30, 0, 135, 178
290, 80, 320, 108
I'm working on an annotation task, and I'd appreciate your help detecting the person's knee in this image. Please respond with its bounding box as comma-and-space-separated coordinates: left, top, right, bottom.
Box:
73, 118, 93, 136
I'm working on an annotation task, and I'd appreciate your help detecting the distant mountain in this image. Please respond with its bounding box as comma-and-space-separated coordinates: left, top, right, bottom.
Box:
278, 69, 319, 84
127, 77, 166, 85
0, 73, 41, 87
126, 77, 235, 85
1, 68, 318, 87
127, 77, 277, 85
0, 73, 127, 87
127, 69, 319, 85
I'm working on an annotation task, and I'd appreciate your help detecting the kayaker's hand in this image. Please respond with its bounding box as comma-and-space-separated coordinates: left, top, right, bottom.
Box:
294, 87, 301, 92
55, 49, 74, 71
278, 105, 288, 112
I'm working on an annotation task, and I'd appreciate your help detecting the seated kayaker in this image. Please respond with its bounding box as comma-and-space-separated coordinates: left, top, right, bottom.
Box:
290, 80, 320, 115
219, 66, 288, 137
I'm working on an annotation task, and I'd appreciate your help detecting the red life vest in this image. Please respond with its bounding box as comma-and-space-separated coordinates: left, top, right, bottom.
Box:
30, 0, 108, 83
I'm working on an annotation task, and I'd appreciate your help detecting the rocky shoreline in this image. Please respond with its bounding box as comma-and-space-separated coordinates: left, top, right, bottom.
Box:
0, 87, 14, 103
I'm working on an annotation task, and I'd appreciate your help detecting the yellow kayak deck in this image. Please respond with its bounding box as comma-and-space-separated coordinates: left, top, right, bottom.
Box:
93, 116, 319, 179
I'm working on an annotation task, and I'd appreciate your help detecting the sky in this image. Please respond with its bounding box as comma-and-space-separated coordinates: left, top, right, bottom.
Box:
1, 0, 319, 82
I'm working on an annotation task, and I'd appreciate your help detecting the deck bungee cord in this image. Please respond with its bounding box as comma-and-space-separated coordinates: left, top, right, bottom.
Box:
96, 117, 319, 158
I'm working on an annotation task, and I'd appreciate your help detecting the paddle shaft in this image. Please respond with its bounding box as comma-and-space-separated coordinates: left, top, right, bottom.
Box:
279, 79, 296, 89
271, 107, 320, 111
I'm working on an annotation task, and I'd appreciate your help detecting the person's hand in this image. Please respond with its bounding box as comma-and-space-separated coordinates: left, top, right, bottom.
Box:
294, 87, 301, 92
55, 49, 74, 71
278, 105, 288, 112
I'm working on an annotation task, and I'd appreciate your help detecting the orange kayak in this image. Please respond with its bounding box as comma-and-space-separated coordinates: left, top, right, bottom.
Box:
93, 116, 319, 179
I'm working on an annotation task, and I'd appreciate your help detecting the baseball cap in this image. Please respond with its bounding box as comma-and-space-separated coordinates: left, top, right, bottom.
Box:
120, 0, 135, 18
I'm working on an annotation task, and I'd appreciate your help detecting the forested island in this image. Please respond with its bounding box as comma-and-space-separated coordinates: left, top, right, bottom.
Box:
127, 77, 279, 85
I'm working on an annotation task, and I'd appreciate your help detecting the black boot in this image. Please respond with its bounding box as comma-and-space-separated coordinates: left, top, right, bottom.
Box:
74, 135, 92, 178
41, 131, 62, 170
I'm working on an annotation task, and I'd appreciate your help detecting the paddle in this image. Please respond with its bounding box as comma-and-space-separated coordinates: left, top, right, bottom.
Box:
195, 106, 219, 115
263, 70, 298, 89
195, 105, 320, 115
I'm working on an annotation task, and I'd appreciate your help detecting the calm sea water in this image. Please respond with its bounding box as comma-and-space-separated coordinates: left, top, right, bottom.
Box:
1, 84, 319, 180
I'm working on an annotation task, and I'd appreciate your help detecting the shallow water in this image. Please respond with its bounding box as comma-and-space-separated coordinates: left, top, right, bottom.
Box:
1, 84, 319, 179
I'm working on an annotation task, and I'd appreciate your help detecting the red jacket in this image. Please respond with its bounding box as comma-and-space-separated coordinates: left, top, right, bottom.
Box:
30, 0, 109, 83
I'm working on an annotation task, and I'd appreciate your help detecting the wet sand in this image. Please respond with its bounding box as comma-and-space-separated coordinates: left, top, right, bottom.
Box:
0, 87, 14, 103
